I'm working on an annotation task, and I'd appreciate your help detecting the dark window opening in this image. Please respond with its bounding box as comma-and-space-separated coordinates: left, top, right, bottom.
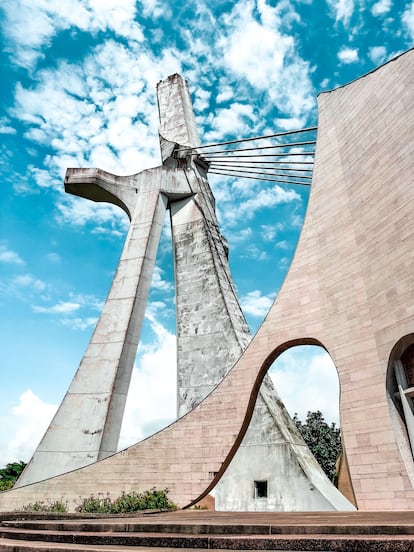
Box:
254, 480, 268, 499
402, 344, 414, 388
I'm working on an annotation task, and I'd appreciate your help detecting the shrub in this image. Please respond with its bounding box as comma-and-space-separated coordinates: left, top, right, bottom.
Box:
21, 500, 68, 512
75, 493, 112, 514
76, 488, 175, 514
0, 480, 14, 491
0, 461, 27, 490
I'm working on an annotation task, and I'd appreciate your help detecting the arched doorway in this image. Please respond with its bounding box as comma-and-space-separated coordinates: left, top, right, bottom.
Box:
268, 345, 340, 427
268, 345, 355, 505
387, 335, 414, 470
212, 342, 355, 511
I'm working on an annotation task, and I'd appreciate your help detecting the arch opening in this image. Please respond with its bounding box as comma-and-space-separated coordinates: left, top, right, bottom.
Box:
387, 334, 414, 477
210, 341, 356, 511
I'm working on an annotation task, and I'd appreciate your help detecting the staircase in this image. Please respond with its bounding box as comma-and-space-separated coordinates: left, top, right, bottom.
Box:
1, 510, 413, 551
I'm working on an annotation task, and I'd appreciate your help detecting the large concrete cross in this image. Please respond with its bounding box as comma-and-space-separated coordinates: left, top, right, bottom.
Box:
16, 74, 352, 513
17, 74, 252, 486
5, 52, 414, 512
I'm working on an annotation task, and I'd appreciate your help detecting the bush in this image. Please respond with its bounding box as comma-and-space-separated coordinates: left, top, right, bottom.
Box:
0, 461, 27, 490
76, 488, 175, 514
21, 500, 68, 513
0, 480, 14, 491
293, 410, 342, 482
76, 493, 113, 514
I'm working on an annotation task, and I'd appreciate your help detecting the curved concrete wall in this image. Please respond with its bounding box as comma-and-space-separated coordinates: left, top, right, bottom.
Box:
1, 49, 413, 512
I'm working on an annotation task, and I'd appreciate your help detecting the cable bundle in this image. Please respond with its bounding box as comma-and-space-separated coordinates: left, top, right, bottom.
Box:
174, 127, 317, 187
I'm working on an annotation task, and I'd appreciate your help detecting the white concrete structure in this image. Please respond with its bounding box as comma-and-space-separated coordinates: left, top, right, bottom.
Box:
13, 74, 352, 511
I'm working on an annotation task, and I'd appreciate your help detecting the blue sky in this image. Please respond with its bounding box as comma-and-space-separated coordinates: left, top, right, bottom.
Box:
0, 0, 413, 467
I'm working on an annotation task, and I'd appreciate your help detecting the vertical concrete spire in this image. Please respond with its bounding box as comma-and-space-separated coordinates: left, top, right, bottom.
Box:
156, 74, 252, 416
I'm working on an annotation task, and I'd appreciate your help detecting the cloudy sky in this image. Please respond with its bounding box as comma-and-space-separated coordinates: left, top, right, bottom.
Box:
1, 0, 413, 468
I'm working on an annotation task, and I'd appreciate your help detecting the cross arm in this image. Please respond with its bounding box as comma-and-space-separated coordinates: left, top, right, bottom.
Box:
65, 167, 136, 220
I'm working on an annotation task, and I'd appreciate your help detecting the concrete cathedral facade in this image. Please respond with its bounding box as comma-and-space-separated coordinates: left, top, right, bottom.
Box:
1, 49, 413, 512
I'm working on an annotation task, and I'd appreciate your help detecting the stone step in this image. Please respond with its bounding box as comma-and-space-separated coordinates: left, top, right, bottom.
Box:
1, 527, 413, 551
3, 519, 414, 536
0, 540, 197, 551
2, 511, 413, 551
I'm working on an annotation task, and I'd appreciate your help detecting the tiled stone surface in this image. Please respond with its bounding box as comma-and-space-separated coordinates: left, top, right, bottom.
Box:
1, 51, 413, 512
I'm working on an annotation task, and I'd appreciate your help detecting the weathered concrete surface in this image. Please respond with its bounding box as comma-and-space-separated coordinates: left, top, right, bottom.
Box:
1, 52, 413, 511
157, 73, 200, 163
16, 167, 193, 487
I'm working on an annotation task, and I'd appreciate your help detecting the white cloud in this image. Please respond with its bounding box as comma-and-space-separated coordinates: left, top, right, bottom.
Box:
218, 1, 314, 119
0, 118, 16, 134
0, 243, 24, 265
241, 244, 268, 261
290, 206, 304, 228
31, 292, 103, 329
0, 390, 57, 465
0, 273, 47, 303
240, 289, 275, 317
151, 266, 173, 292
0, 319, 175, 465
56, 196, 129, 235
403, 2, 414, 40
118, 318, 177, 449
1, 0, 143, 69
194, 87, 211, 113
33, 301, 81, 314
369, 46, 387, 65
10, 38, 182, 172
216, 86, 234, 104
371, 0, 392, 16
204, 103, 255, 142
217, 180, 301, 232
13, 274, 45, 291
326, 0, 355, 25
261, 223, 284, 242
275, 240, 289, 249
228, 227, 253, 246
269, 346, 340, 425
235, 184, 300, 220
139, 0, 170, 18
47, 252, 61, 264
60, 317, 98, 330
320, 77, 330, 89
274, 117, 306, 131
338, 47, 359, 64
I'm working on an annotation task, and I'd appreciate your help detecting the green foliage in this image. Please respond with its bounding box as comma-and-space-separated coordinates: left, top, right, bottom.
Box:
76, 488, 176, 514
293, 410, 342, 482
76, 493, 112, 514
0, 479, 14, 491
0, 461, 27, 490
21, 500, 68, 512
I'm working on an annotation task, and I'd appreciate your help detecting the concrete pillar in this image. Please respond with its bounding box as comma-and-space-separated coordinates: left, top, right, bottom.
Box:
16, 169, 170, 486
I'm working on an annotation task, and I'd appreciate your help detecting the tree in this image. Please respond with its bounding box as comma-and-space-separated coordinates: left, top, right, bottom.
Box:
293, 410, 341, 482
0, 461, 27, 490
